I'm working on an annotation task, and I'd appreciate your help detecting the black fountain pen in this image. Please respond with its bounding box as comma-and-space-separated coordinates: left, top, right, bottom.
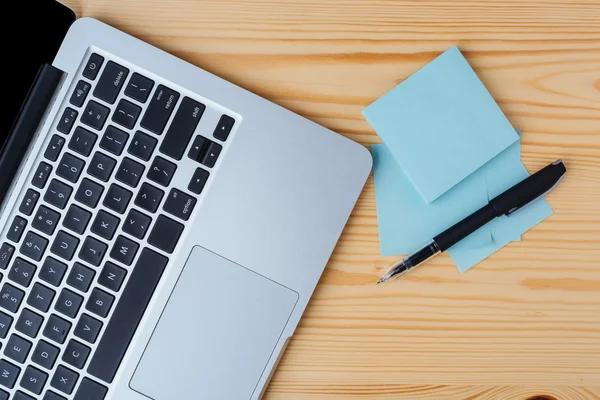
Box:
377, 160, 567, 284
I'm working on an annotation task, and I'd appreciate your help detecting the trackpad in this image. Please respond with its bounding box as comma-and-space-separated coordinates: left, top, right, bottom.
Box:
130, 246, 298, 400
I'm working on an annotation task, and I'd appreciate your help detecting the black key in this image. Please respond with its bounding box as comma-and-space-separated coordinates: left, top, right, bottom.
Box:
0, 283, 24, 313
125, 72, 154, 103
39, 257, 67, 287
163, 188, 196, 221
0, 359, 20, 388
32, 162, 52, 189
63, 205, 92, 235
213, 114, 235, 141
99, 126, 129, 156
148, 215, 184, 254
57, 153, 85, 183
44, 391, 67, 400
88, 248, 168, 383
75, 178, 104, 209
74, 377, 108, 400
83, 53, 104, 80
74, 314, 103, 344
27, 283, 56, 313
135, 183, 164, 213
0, 390, 6, 400
112, 99, 141, 130
9, 257, 37, 287
63, 340, 91, 369
57, 107, 78, 135
187, 135, 206, 161
109, 235, 139, 266
4, 334, 32, 363
123, 209, 151, 240
86, 288, 114, 318
0, 312, 12, 338
116, 157, 144, 188
98, 262, 127, 292
50, 365, 78, 395
103, 184, 132, 215
15, 391, 35, 400
91, 210, 120, 241
20, 365, 48, 395
189, 167, 210, 194
55, 289, 83, 319
148, 156, 177, 187
51, 231, 79, 261
93, 61, 129, 105
44, 179, 73, 210
200, 141, 222, 168
19, 232, 48, 262
0, 243, 15, 270
87, 152, 117, 182
128, 131, 157, 161
32, 340, 60, 370
140, 85, 180, 135
67, 263, 96, 292
70, 80, 91, 108
69, 127, 98, 157
32, 205, 61, 236
16, 308, 43, 338
44, 135, 66, 161
159, 97, 205, 160
19, 189, 40, 216
7, 216, 27, 243
81, 100, 110, 131
43, 314, 71, 344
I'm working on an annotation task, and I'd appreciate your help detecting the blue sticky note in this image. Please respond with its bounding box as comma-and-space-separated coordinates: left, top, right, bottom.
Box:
363, 46, 519, 203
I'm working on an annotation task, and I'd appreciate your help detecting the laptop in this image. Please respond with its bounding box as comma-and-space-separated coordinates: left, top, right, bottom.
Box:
0, 1, 371, 399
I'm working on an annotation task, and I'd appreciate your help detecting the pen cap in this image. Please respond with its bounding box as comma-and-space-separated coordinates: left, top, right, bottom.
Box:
490, 160, 566, 216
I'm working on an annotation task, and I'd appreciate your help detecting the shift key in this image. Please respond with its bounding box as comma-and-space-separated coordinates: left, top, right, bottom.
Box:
159, 97, 205, 160
140, 85, 180, 135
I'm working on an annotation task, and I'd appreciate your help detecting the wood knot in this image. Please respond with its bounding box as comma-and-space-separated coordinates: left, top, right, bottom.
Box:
526, 396, 557, 400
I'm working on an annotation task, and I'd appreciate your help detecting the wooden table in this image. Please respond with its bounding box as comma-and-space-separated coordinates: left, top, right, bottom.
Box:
63, 1, 600, 398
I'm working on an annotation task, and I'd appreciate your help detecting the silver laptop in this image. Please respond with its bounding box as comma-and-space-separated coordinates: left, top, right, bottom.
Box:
0, 2, 371, 399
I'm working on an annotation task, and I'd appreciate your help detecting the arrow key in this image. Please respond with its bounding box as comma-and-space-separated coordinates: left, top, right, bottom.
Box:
74, 313, 103, 344
200, 141, 222, 168
44, 135, 66, 162
188, 168, 209, 195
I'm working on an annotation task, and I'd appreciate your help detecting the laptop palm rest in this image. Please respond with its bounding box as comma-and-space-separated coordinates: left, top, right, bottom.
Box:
130, 246, 299, 399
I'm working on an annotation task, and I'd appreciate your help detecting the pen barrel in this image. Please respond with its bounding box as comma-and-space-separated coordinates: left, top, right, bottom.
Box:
433, 204, 497, 252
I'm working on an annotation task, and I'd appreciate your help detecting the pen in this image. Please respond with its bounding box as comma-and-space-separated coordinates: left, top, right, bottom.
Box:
377, 159, 567, 284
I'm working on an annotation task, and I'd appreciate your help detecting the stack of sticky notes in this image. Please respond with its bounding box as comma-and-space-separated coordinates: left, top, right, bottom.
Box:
363, 46, 553, 272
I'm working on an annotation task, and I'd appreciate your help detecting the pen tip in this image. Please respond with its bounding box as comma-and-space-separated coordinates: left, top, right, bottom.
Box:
376, 278, 384, 285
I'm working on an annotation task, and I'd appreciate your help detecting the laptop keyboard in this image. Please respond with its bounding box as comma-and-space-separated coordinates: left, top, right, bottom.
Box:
0, 52, 236, 399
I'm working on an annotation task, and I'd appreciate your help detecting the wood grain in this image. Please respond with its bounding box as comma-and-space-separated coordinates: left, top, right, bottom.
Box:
62, 0, 600, 398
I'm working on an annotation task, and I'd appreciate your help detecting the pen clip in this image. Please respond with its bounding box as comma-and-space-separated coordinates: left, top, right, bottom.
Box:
506, 167, 566, 217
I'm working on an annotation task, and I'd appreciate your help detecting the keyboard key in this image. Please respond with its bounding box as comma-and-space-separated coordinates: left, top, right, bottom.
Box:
70, 80, 91, 108
0, 359, 20, 388
99, 126, 129, 156
116, 157, 145, 188
75, 178, 104, 209
32, 340, 60, 370
140, 84, 180, 135
86, 288, 114, 318
63, 205, 91, 235
74, 314, 103, 344
189, 167, 210, 194
88, 248, 168, 383
188, 136, 222, 168
32, 205, 61, 235
0, 283, 24, 313
213, 114, 235, 141
51, 365, 78, 395
20, 232, 48, 262
14, 391, 35, 400
79, 237, 107, 267
123, 209, 151, 239
57, 107, 78, 135
44, 391, 67, 400
16, 308, 43, 338
103, 184, 132, 215
63, 340, 91, 369
43, 314, 71, 344
39, 257, 67, 287
83, 53, 104, 81
159, 97, 205, 160
135, 183, 164, 213
4, 334, 32, 363
0, 312, 13, 338
125, 72, 154, 103
93, 61, 129, 104
9, 257, 37, 287
27, 283, 56, 313
128, 131, 157, 161
7, 216, 27, 243
163, 188, 196, 221
20, 365, 47, 395
200, 141, 222, 168
67, 263, 96, 293
148, 156, 177, 187
44, 179, 73, 210
98, 262, 127, 293
188, 135, 207, 161
0, 243, 15, 270
81, 100, 110, 131
19, 189, 40, 216
57, 153, 85, 183
112, 99, 141, 129
91, 210, 120, 241
51, 231, 79, 261
55, 289, 83, 318
87, 152, 117, 182
74, 377, 108, 400
69, 127, 98, 157
44, 135, 66, 161
110, 235, 139, 266
0, 390, 6, 400
32, 162, 52, 189
148, 215, 184, 254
